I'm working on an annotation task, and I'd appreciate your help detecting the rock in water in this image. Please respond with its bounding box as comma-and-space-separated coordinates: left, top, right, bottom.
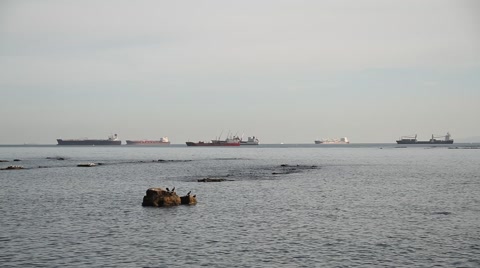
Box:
181, 195, 197, 205
142, 188, 181, 207
1, 165, 24, 170
197, 178, 230, 182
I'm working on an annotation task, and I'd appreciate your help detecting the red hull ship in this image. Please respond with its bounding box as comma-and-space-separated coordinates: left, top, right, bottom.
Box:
186, 135, 240, 146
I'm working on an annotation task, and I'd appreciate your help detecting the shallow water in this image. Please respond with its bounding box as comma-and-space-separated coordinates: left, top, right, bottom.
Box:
1, 145, 479, 267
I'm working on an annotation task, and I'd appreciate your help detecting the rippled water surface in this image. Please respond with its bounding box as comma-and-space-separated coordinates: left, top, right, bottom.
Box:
1, 144, 479, 267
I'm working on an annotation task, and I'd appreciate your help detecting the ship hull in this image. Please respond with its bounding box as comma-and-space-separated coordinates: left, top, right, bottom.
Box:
186, 142, 240, 146
126, 140, 170, 145
396, 140, 454, 144
57, 139, 121, 146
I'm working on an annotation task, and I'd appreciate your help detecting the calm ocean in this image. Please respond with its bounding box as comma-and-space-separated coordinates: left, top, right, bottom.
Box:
1, 144, 479, 267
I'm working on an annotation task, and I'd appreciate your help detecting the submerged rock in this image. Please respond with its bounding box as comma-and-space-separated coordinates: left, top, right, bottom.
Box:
142, 188, 196, 207
77, 163, 97, 167
46, 157, 65, 160
272, 164, 319, 175
1, 165, 24, 170
197, 178, 231, 182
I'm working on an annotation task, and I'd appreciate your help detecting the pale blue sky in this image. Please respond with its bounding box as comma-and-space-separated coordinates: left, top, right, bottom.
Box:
1, 0, 479, 144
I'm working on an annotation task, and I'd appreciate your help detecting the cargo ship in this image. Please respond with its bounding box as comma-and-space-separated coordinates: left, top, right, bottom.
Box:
126, 137, 170, 145
57, 134, 121, 146
396, 132, 454, 144
314, 137, 349, 144
186, 135, 241, 146
240, 136, 259, 145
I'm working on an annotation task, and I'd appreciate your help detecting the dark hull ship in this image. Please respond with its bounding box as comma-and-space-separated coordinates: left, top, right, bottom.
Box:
57, 134, 121, 145
396, 133, 454, 144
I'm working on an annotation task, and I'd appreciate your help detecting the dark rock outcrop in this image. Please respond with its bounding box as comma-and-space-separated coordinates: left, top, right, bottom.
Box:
77, 163, 96, 167
1, 165, 24, 170
272, 164, 319, 175
197, 178, 232, 182
142, 188, 196, 207
180, 195, 197, 205
46, 157, 65, 160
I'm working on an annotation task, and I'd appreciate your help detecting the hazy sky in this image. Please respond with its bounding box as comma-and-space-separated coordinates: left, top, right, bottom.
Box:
1, 0, 479, 144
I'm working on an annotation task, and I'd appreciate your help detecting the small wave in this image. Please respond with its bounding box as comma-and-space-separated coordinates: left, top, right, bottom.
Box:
431, 211, 452, 215
375, 243, 390, 248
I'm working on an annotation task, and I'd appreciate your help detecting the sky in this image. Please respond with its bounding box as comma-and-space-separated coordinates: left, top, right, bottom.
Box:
0, 0, 479, 144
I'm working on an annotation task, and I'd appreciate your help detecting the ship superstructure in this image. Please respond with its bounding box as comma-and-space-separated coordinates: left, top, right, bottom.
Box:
240, 136, 259, 145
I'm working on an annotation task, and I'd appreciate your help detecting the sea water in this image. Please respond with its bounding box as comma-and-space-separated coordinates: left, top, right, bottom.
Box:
0, 144, 479, 267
